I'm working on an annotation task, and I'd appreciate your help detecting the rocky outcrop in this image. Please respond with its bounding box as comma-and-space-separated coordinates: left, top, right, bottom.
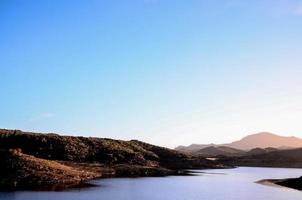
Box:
0, 149, 100, 190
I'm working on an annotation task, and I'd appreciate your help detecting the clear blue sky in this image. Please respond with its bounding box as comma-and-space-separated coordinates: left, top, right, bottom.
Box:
1, 0, 302, 147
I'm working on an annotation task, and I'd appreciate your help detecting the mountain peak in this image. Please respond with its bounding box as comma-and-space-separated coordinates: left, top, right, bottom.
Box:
243, 132, 277, 138
176, 132, 302, 152
227, 132, 302, 150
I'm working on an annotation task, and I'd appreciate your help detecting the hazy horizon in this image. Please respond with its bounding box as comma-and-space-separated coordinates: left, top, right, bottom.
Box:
0, 128, 299, 148
1, 0, 302, 148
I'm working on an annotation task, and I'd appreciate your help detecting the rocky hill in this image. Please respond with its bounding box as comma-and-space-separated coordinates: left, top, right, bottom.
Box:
0, 149, 100, 190
0, 129, 226, 190
193, 146, 245, 157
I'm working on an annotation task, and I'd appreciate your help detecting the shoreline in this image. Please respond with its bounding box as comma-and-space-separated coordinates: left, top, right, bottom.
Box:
0, 158, 192, 191
2, 165, 301, 192
257, 177, 302, 191
0, 129, 230, 192
256, 179, 284, 188
0, 164, 211, 192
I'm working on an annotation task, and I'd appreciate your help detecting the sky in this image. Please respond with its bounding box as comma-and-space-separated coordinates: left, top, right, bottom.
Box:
0, 0, 302, 148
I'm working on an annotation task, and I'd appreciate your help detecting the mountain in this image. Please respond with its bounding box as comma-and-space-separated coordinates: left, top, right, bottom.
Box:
194, 146, 245, 157
225, 132, 302, 150
176, 132, 302, 152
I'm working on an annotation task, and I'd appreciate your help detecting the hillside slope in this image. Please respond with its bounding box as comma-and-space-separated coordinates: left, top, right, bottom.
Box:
194, 146, 245, 157
219, 148, 302, 168
0, 129, 227, 190
0, 149, 100, 190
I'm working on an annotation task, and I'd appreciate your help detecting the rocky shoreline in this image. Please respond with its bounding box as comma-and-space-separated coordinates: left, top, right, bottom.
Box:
0, 129, 228, 191
0, 149, 186, 191
258, 177, 302, 191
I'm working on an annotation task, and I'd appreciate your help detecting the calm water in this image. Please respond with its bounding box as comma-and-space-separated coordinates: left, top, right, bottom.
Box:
1, 167, 302, 200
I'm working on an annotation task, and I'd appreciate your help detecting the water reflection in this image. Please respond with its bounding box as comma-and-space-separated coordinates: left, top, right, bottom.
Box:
1, 167, 302, 200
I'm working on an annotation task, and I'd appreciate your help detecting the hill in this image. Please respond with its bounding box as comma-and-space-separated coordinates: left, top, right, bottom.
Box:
219, 148, 302, 168
175, 144, 217, 153
245, 147, 278, 156
193, 146, 245, 157
0, 129, 227, 190
175, 132, 302, 152
0, 149, 100, 190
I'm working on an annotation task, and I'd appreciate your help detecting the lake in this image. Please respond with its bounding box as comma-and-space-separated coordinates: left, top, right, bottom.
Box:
1, 167, 302, 200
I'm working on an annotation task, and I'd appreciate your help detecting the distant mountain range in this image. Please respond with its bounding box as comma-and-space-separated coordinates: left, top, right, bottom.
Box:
175, 132, 302, 155
220, 147, 302, 168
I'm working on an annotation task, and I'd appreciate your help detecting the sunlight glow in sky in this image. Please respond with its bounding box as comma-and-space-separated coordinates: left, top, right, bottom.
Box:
1, 0, 302, 147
